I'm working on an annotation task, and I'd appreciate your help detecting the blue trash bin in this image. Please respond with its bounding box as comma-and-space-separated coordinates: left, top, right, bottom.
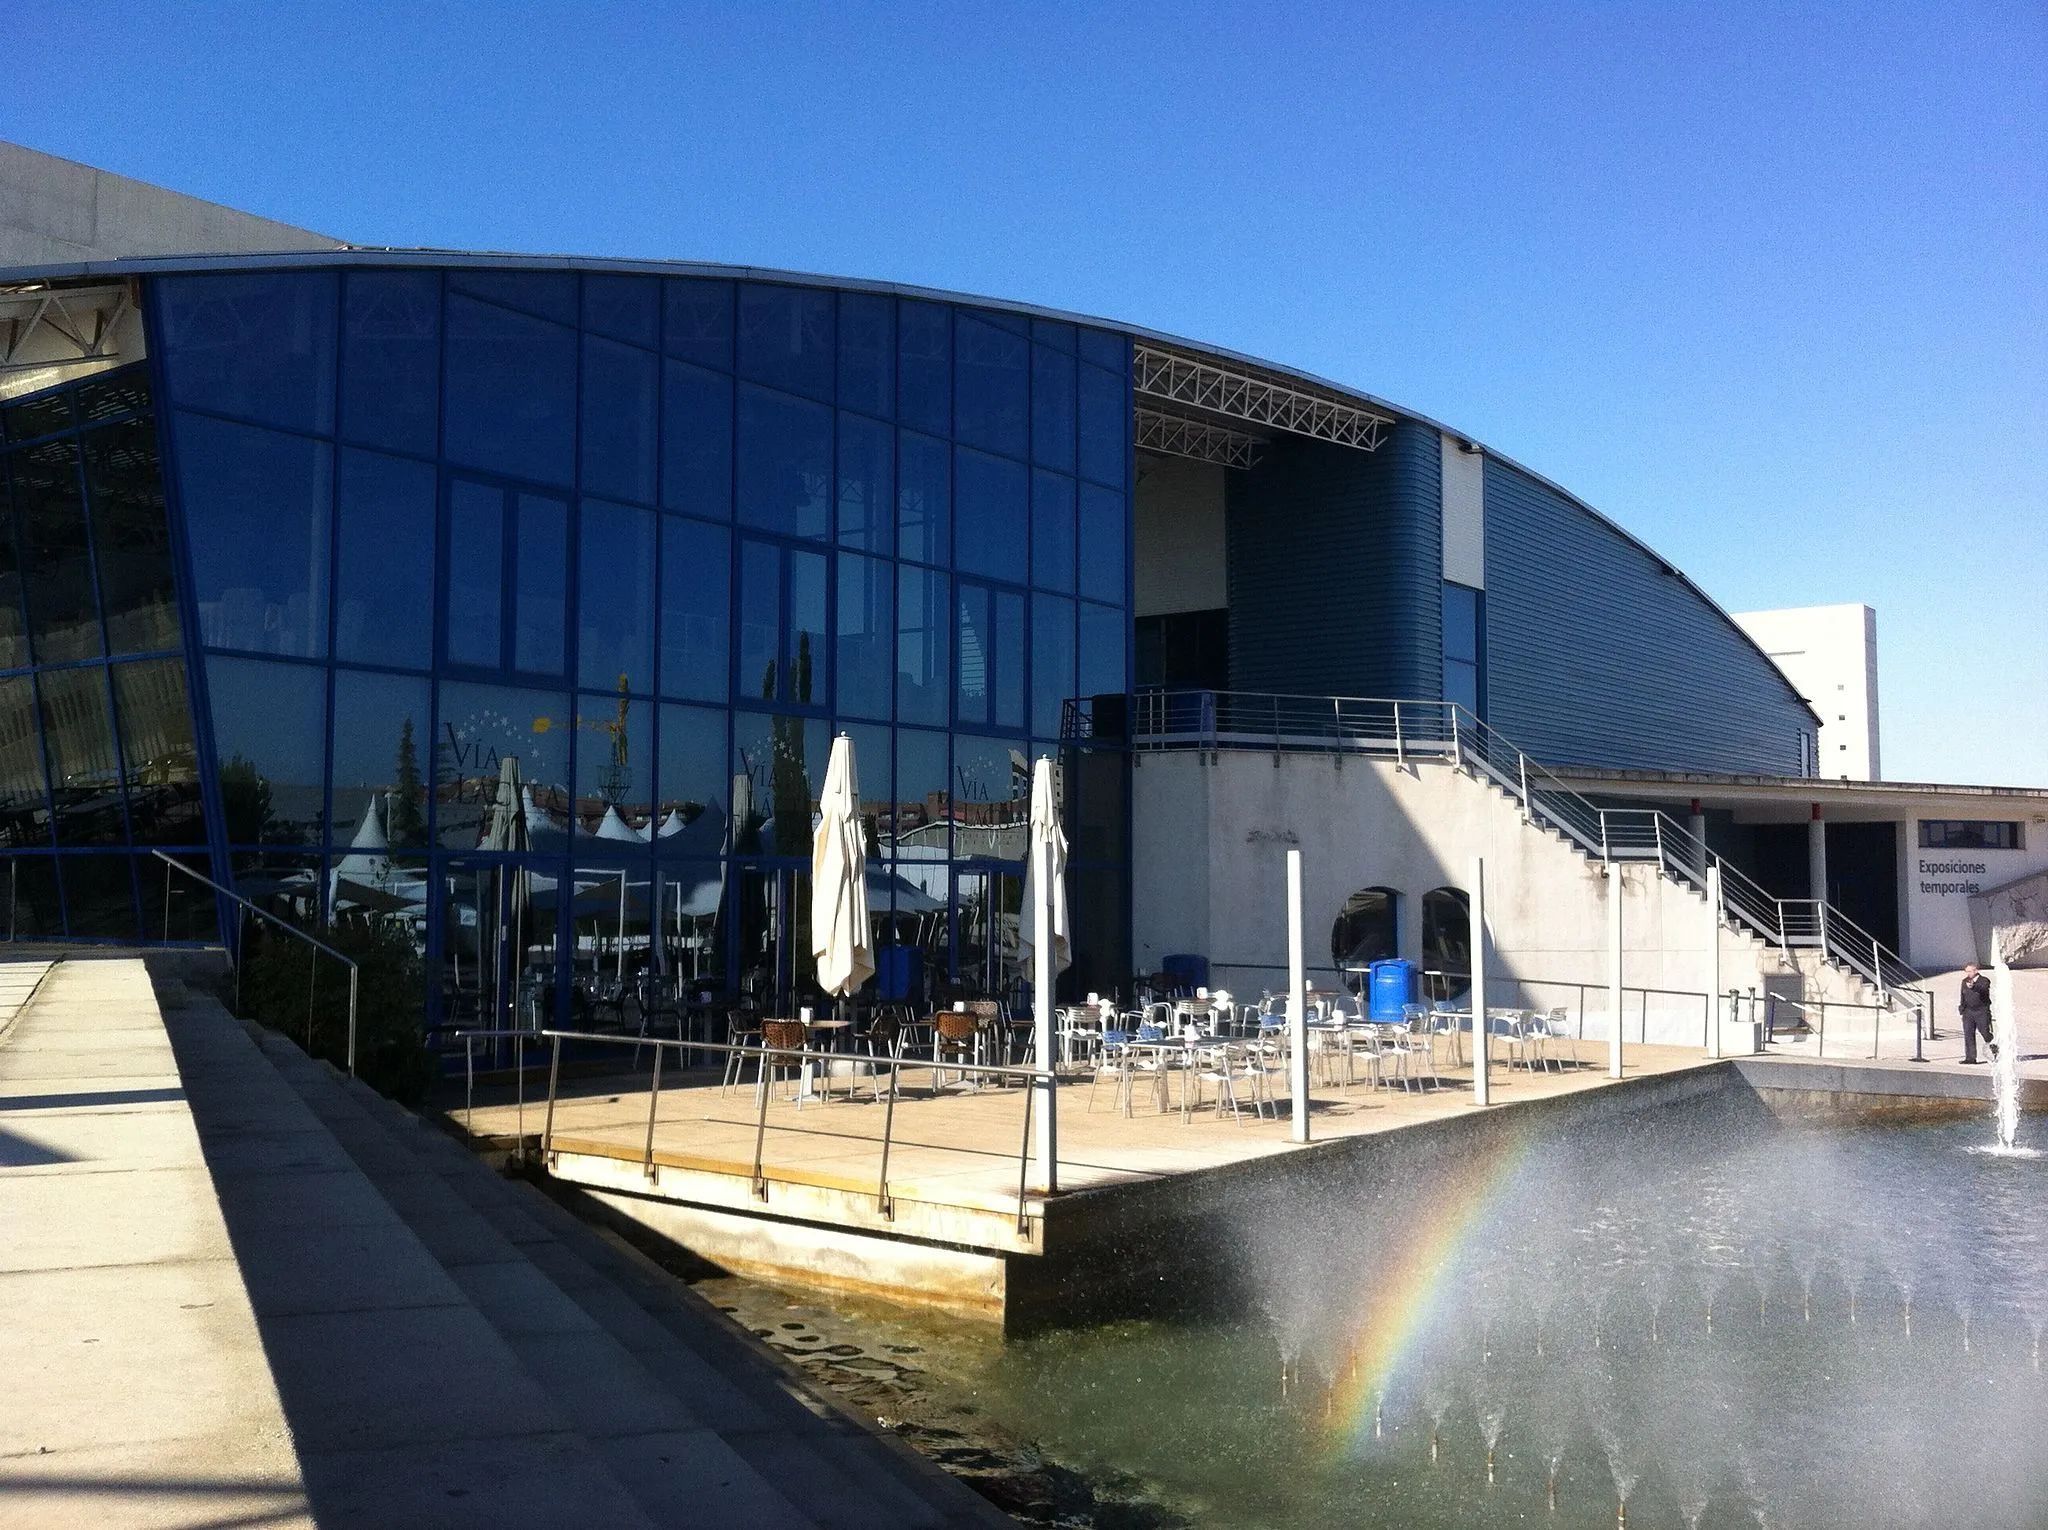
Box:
1367, 959, 1416, 1021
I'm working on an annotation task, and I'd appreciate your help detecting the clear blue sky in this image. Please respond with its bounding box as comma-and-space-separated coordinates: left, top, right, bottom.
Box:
11, 2, 2044, 785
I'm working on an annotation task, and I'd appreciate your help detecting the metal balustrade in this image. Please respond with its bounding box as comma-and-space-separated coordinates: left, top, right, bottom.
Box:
1070, 691, 1926, 1015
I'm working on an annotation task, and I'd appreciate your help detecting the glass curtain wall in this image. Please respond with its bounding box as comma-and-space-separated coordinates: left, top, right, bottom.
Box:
0, 366, 214, 943
148, 266, 1132, 1030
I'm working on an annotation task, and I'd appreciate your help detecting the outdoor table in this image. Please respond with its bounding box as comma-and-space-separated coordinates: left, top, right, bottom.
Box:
794, 1018, 853, 1101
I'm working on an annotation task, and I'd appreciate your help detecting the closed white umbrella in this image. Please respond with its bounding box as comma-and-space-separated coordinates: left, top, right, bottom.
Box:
811, 734, 874, 998
1019, 755, 1068, 1193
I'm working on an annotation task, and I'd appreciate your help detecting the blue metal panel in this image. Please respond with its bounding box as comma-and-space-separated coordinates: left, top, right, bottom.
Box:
1224, 422, 1441, 699
1483, 458, 1811, 773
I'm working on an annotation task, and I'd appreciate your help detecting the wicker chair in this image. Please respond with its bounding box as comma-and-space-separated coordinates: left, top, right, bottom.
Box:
933, 1011, 981, 1092
759, 1018, 809, 1104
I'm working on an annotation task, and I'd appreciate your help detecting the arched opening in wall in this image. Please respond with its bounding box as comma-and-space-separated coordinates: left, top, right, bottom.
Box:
1330, 887, 1400, 984
1421, 887, 1470, 1002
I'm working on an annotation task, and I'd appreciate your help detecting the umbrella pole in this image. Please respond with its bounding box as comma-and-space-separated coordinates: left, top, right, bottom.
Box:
1032, 829, 1056, 1194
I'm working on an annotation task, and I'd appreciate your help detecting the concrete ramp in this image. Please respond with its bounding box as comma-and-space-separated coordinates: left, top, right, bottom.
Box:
0, 957, 312, 1530
2, 954, 1012, 1529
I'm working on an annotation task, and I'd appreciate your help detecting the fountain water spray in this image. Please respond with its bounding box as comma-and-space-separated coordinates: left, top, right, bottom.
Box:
1989, 943, 2023, 1153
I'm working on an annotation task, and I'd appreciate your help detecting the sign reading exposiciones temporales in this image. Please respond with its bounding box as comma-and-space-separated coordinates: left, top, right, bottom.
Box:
1918, 858, 1988, 898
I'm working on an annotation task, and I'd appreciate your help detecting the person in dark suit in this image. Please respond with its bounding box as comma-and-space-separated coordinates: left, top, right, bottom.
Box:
1958, 962, 1994, 1064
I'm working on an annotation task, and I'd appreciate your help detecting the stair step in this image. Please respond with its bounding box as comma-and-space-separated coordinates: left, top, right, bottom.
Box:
258, 1033, 971, 1530
162, 997, 659, 1529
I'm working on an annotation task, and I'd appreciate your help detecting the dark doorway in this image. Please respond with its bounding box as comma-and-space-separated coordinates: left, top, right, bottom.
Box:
1826, 821, 1900, 951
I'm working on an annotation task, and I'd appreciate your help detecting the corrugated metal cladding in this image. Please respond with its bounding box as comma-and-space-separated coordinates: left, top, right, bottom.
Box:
1483, 458, 1811, 773
1224, 422, 1441, 699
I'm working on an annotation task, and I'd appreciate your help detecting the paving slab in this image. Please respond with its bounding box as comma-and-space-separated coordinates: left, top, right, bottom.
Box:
0, 958, 312, 1530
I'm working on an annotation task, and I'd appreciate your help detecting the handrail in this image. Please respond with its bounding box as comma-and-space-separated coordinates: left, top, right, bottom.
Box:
534, 1028, 1055, 1236
1100, 690, 1926, 1011
154, 850, 360, 1075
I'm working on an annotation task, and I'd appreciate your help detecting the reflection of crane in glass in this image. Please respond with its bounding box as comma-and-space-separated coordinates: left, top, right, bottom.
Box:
577, 674, 633, 806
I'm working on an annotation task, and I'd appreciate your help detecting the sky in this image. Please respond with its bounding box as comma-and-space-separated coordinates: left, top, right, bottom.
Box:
9, 1, 2044, 785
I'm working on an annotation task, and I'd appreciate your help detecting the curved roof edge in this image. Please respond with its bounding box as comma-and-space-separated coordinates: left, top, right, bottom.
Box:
0, 246, 1817, 724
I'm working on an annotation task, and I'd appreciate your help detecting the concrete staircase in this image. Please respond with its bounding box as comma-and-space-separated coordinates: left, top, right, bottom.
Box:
152, 969, 1013, 1530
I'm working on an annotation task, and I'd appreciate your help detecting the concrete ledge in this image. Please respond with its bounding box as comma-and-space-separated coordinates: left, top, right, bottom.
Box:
1731, 1055, 2047, 1117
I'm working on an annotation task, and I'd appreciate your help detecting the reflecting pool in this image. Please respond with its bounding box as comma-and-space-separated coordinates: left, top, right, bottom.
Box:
710, 1105, 2047, 1528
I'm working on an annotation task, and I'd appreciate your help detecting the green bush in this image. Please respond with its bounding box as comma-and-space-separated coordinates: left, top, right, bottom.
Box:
237, 921, 438, 1106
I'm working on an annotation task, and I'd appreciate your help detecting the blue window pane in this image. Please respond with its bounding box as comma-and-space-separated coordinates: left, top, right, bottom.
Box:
659, 516, 729, 702
447, 270, 576, 324
1079, 329, 1126, 371
1078, 481, 1125, 605
657, 703, 727, 848
574, 693, 653, 835
445, 480, 503, 669
1031, 593, 1075, 737
1442, 582, 1480, 664
340, 270, 439, 456
444, 295, 575, 487
580, 335, 657, 505
1030, 470, 1075, 593
87, 418, 181, 658
838, 721, 891, 859
206, 655, 326, 845
891, 727, 948, 864
836, 414, 893, 556
731, 709, 829, 858
994, 589, 1024, 730
0, 477, 28, 670
434, 681, 572, 849
1031, 344, 1076, 470
112, 658, 203, 846
954, 313, 1028, 459
896, 430, 949, 566
582, 274, 659, 347
176, 414, 330, 658
897, 301, 950, 436
838, 294, 894, 419
738, 540, 781, 705
336, 449, 434, 669
737, 284, 834, 402
951, 733, 1028, 861
11, 437, 100, 664
896, 565, 948, 727
0, 674, 48, 843
1078, 600, 1126, 700
735, 385, 830, 540
330, 668, 432, 850
664, 279, 734, 369
660, 361, 732, 519
1078, 362, 1126, 488
835, 552, 892, 720
1444, 658, 1479, 715
514, 493, 567, 675
60, 855, 139, 941
578, 499, 656, 693
953, 447, 1026, 581
955, 583, 989, 726
39, 665, 123, 847
789, 549, 826, 708
154, 272, 336, 435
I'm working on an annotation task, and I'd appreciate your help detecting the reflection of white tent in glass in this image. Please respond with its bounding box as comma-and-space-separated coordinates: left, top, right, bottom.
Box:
329, 795, 428, 917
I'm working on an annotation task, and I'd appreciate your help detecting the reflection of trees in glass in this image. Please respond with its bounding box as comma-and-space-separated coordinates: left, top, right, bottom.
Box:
219, 754, 303, 845
389, 717, 426, 847
768, 632, 813, 857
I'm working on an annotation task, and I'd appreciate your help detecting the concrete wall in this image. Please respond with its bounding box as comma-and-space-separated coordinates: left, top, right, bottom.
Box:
1133, 749, 1858, 1044
1732, 603, 1881, 780
1, 140, 341, 268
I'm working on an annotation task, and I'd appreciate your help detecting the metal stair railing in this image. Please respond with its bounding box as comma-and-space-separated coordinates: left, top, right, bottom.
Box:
153, 850, 361, 1075
1093, 690, 1927, 1008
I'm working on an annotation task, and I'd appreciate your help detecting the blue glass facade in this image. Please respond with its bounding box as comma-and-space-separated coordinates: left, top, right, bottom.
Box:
1, 265, 1131, 1031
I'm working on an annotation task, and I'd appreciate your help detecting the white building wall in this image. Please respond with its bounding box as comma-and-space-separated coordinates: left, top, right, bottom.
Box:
1904, 829, 2048, 970
1133, 750, 1829, 1045
1731, 603, 1880, 780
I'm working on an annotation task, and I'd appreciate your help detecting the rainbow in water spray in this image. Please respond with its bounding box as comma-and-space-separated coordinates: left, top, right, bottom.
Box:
1322, 1124, 1538, 1456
